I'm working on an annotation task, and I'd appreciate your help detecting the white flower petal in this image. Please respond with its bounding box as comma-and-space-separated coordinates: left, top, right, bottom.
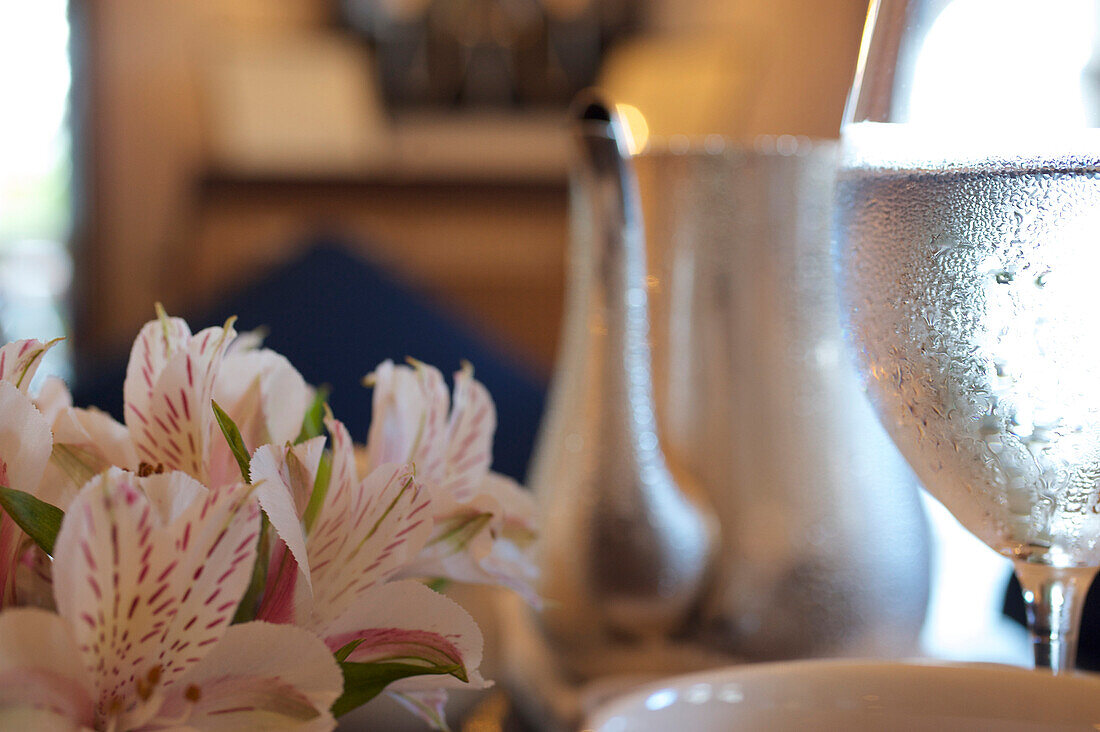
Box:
476, 472, 538, 535
324, 416, 359, 504
51, 406, 137, 469
405, 473, 540, 605
0, 338, 60, 392
0, 707, 83, 731
441, 365, 495, 502
39, 401, 138, 510
33, 376, 72, 426
123, 316, 192, 436
268, 437, 326, 517
137, 471, 209, 525
52, 469, 260, 716
225, 328, 266, 355
216, 350, 312, 448
125, 316, 236, 483
0, 380, 53, 494
157, 622, 341, 732
249, 442, 321, 594
364, 362, 449, 482
305, 442, 432, 632
0, 608, 95, 726
406, 529, 540, 609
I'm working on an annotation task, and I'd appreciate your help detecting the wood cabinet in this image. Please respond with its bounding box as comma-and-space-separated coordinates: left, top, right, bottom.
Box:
181, 174, 567, 375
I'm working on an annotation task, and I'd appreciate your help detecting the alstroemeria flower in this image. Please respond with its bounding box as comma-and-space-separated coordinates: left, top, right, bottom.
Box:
249, 416, 487, 725
123, 309, 237, 486
123, 311, 314, 492
0, 467, 342, 730
0, 339, 58, 608
361, 361, 539, 604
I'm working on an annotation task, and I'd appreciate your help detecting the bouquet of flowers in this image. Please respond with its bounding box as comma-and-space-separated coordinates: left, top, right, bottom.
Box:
0, 306, 539, 730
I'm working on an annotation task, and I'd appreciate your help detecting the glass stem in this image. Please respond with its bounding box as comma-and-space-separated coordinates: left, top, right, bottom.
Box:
1012, 560, 1097, 673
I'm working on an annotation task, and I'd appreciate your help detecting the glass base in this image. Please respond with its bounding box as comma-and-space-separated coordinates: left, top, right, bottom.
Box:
1013, 561, 1098, 673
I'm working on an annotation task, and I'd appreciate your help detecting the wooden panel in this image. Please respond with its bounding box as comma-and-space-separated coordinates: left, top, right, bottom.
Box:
180, 176, 568, 375
77, 0, 338, 360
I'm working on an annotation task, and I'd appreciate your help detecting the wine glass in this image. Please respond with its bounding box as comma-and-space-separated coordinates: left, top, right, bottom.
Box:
834, 0, 1100, 673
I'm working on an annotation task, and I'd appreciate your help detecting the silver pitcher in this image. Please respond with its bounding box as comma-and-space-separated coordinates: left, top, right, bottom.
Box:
637, 137, 930, 660
512, 97, 930, 725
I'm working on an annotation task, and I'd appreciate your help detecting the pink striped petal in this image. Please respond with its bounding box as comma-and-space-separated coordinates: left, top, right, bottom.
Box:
152, 621, 341, 732
323, 417, 359, 520
255, 540, 299, 624
52, 468, 260, 719
0, 608, 95, 726
407, 363, 450, 483
363, 361, 449, 482
123, 315, 191, 430
324, 580, 486, 693
303, 441, 432, 633
124, 313, 236, 484
0, 338, 60, 392
441, 363, 495, 502
404, 473, 540, 606
405, 510, 538, 608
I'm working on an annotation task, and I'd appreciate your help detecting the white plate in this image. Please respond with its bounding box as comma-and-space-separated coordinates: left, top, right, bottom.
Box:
583, 659, 1100, 731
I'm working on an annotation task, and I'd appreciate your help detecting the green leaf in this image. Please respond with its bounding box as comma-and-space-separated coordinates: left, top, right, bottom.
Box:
231, 513, 269, 624
332, 661, 464, 718
333, 638, 366, 663
0, 486, 64, 555
425, 578, 450, 593
296, 385, 331, 444
212, 400, 251, 482
302, 449, 332, 534
154, 302, 175, 357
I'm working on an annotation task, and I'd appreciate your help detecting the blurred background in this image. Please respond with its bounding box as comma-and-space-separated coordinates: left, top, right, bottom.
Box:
0, 0, 867, 385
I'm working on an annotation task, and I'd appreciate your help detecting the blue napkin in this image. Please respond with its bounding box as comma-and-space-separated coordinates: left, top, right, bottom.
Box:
72, 238, 548, 484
